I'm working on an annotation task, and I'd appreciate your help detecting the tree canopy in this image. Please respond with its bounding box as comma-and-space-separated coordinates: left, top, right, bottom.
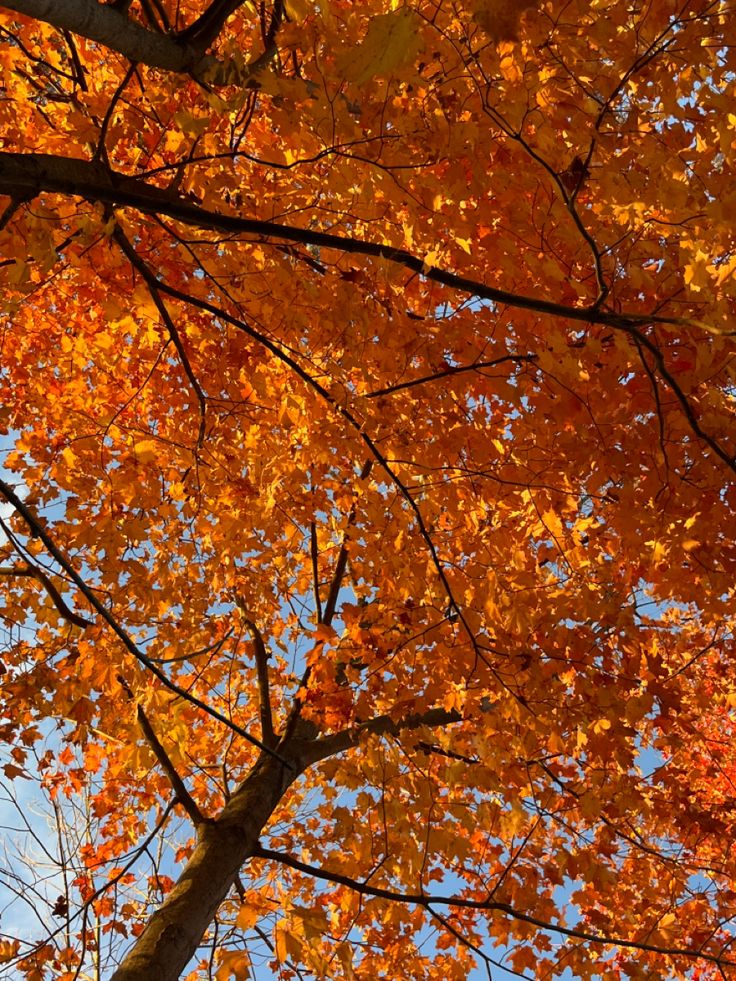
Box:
0, 1, 735, 978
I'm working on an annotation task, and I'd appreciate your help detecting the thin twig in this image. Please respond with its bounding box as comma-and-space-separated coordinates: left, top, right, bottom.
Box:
0, 477, 293, 766
149, 628, 233, 664
252, 845, 736, 970
112, 224, 207, 447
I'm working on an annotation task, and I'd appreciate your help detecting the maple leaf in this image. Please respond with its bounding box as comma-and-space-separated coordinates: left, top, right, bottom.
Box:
336, 8, 423, 84
0, 3, 735, 981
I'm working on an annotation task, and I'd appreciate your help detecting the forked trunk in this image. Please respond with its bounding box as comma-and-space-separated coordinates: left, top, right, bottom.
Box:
112, 752, 300, 981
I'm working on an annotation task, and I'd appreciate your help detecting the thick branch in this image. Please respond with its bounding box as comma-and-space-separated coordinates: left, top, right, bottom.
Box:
252, 845, 736, 971
177, 0, 247, 46
0, 0, 211, 73
112, 749, 302, 981
0, 150, 681, 331
117, 673, 206, 827
302, 706, 463, 767
3, 149, 725, 476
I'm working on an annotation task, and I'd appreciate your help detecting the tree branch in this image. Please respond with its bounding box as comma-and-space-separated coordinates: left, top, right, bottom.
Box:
309, 521, 323, 624
0, 0, 278, 83
252, 845, 736, 971
0, 150, 702, 333
301, 706, 463, 767
0, 561, 93, 628
0, 0, 211, 73
112, 746, 305, 981
138, 707, 206, 825
322, 460, 372, 626
366, 354, 539, 398
0, 477, 292, 766
238, 613, 277, 749
111, 271, 513, 696
118, 675, 206, 826
2, 149, 724, 477
176, 0, 248, 47
112, 223, 207, 447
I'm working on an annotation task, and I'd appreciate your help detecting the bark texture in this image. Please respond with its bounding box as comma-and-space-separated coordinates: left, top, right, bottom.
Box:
0, 0, 209, 72
111, 750, 301, 981
109, 711, 460, 980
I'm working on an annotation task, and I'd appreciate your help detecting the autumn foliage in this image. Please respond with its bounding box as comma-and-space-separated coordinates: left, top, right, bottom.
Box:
0, 0, 735, 978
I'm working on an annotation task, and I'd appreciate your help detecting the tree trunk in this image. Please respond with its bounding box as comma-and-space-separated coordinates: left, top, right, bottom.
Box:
111, 751, 300, 981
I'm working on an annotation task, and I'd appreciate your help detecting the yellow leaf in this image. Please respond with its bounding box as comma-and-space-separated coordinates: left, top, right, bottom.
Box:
542, 508, 564, 539
314, 623, 338, 644
291, 904, 328, 940
336, 943, 356, 981
656, 911, 677, 941
173, 110, 210, 137
683, 249, 712, 292
61, 446, 78, 468
134, 439, 159, 464
284, 0, 310, 22
591, 718, 611, 735
337, 9, 422, 85
275, 922, 302, 962
422, 248, 441, 271
215, 950, 251, 980
236, 903, 261, 931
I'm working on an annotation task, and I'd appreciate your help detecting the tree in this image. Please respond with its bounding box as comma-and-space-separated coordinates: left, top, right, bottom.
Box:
0, 0, 734, 977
